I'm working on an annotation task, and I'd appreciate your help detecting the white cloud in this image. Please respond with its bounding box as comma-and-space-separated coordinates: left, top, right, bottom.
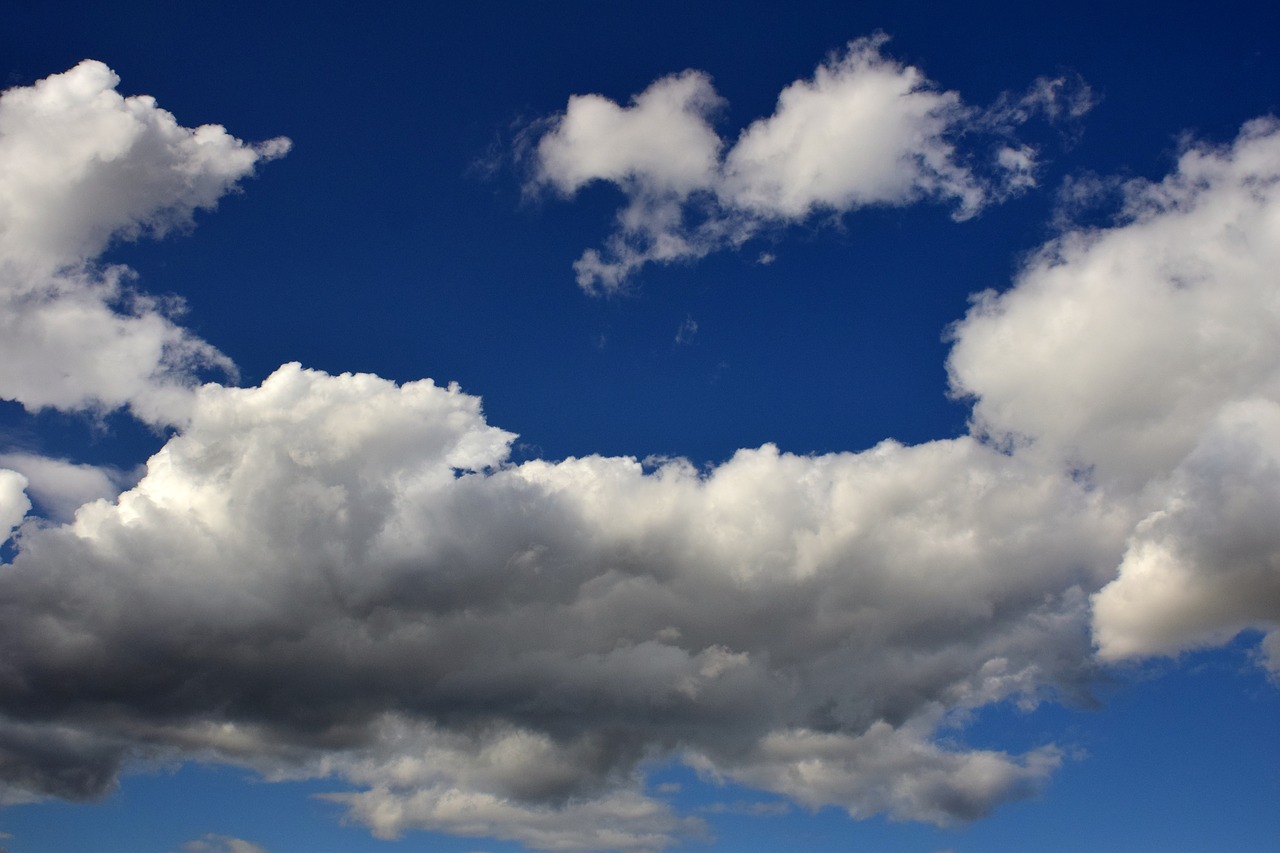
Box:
694, 722, 1061, 826
1, 59, 1279, 853
0, 453, 132, 523
674, 316, 697, 344
530, 36, 1089, 292
536, 70, 723, 198
718, 35, 982, 219
0, 469, 30, 543
0, 60, 288, 425
175, 834, 267, 853
320, 722, 705, 851
950, 118, 1280, 488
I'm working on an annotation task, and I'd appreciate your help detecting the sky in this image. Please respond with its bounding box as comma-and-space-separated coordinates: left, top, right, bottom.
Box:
1, 2, 1279, 851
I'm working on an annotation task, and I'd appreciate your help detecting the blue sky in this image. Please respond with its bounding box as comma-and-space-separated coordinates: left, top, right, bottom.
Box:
1, 2, 1279, 851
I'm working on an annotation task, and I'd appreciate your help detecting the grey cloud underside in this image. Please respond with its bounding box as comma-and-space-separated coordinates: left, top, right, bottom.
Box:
0, 367, 1114, 836
2, 60, 1280, 853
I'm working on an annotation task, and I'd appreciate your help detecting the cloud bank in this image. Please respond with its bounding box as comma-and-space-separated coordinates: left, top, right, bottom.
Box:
1, 59, 1279, 851
530, 35, 1091, 292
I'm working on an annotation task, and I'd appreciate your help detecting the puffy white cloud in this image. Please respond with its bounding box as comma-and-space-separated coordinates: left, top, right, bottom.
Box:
0, 364, 1121, 844
949, 118, 1280, 488
947, 118, 1280, 668
530, 36, 1089, 292
0, 60, 288, 425
534, 70, 726, 292
0, 263, 233, 426
536, 70, 723, 198
0, 60, 289, 270
175, 835, 268, 853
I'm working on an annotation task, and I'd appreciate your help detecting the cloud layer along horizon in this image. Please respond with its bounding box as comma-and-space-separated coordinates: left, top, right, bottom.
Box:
1, 60, 1278, 852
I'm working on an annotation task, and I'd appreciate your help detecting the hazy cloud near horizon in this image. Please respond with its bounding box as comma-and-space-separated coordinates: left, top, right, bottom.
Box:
0, 59, 1278, 851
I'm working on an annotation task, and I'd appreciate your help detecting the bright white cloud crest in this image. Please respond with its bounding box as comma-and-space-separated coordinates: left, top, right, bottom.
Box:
1, 59, 1279, 852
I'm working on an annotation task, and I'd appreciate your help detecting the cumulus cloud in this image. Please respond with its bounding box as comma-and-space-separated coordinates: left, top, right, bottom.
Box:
948, 118, 1280, 669
535, 70, 724, 199
531, 35, 1091, 292
1092, 401, 1280, 667
321, 723, 707, 851
0, 453, 132, 523
0, 60, 288, 425
950, 118, 1280, 489
694, 723, 1062, 826
1, 60, 1279, 853
674, 316, 697, 345
0, 469, 30, 542
717, 36, 984, 219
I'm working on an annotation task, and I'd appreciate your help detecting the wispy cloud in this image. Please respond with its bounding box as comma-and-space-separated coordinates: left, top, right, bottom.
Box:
175, 834, 268, 853
0, 60, 287, 426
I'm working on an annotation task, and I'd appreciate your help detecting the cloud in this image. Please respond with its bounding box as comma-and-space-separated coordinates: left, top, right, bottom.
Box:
535, 70, 724, 199
0, 469, 29, 542
674, 316, 697, 345
0, 365, 1118, 845
694, 722, 1061, 826
0, 453, 132, 523
175, 834, 268, 853
949, 118, 1280, 489
1092, 400, 1280, 667
717, 35, 984, 219
947, 118, 1280, 668
322, 729, 708, 851
0, 60, 288, 426
530, 36, 1091, 292
0, 61, 1278, 853
699, 799, 789, 816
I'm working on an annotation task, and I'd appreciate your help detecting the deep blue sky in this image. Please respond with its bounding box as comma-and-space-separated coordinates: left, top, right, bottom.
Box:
2, 2, 1279, 851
